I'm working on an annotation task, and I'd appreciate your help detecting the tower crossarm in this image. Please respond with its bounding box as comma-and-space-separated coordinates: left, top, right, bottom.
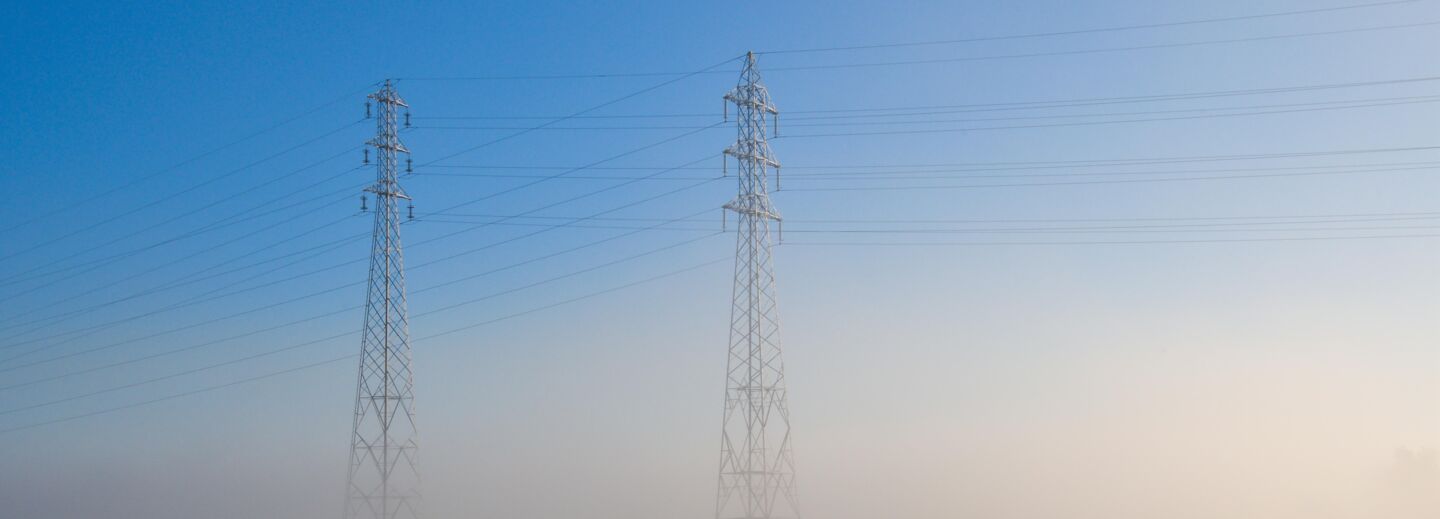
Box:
723, 195, 781, 222
724, 90, 778, 115
363, 185, 412, 201
366, 139, 411, 154
368, 88, 409, 108
723, 145, 781, 169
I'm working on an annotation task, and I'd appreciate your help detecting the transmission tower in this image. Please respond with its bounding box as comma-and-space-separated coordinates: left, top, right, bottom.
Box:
715, 52, 800, 519
344, 79, 421, 519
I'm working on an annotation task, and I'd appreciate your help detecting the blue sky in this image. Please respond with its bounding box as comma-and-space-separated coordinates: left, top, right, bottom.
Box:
1, 1, 1437, 518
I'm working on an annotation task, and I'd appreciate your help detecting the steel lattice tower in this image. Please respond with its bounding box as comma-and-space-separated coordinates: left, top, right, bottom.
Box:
715, 52, 800, 519
344, 79, 421, 519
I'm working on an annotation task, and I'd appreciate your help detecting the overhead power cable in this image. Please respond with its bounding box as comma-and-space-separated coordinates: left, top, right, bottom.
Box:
0, 164, 363, 292
784, 234, 1440, 247
2, 83, 374, 234
759, 20, 1440, 73
0, 231, 727, 417
777, 97, 1439, 138
399, 4, 1424, 80
780, 160, 1440, 180
0, 142, 719, 367
410, 95, 1440, 132
416, 216, 1440, 234
422, 144, 1440, 172
0, 177, 367, 333
0, 246, 362, 370
773, 95, 1440, 127
759, 0, 1419, 54
415, 75, 1440, 121
0, 199, 364, 351
781, 79, 1440, 118
1, 145, 360, 289
0, 192, 371, 344
0, 353, 359, 435
789, 211, 1440, 224
782, 164, 1440, 191
0, 255, 730, 435
1, 149, 363, 295
0, 154, 724, 372
0, 121, 365, 267
413, 56, 741, 167
781, 224, 1440, 234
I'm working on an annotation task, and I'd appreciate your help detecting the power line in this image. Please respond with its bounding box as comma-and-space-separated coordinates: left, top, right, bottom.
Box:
759, 20, 1440, 73
0, 221, 370, 360
408, 95, 1440, 133
0, 237, 729, 424
0, 160, 724, 374
785, 211, 1440, 225
5, 214, 1434, 402
757, 0, 1419, 54
782, 160, 1440, 180
0, 121, 365, 267
0, 157, 364, 327
420, 213, 712, 223
0, 308, 358, 392
417, 125, 723, 213
779, 224, 1440, 234
0, 204, 364, 351
413, 124, 726, 131
421, 210, 1440, 225
429, 144, 1440, 172
414, 256, 728, 342
782, 164, 1440, 191
783, 76, 1440, 117
415, 216, 1440, 234
429, 93, 1440, 129
417, 219, 716, 231
404, 170, 723, 278
0, 169, 360, 293
777, 97, 1438, 138
414, 75, 1440, 121
414, 56, 741, 167
0, 215, 371, 351
0, 65, 800, 353
0, 157, 719, 369
405, 208, 720, 302
0, 145, 363, 290
0, 257, 361, 373
398, 7, 1427, 80
419, 172, 717, 181
7, 214, 1437, 428
0, 353, 359, 435
0, 255, 731, 435
415, 113, 718, 121
784, 233, 1440, 246
775, 95, 1440, 127
0, 180, 366, 334
409, 221, 1440, 234
3, 83, 375, 234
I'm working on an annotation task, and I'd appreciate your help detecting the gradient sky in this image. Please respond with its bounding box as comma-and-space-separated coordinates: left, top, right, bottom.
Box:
1, 1, 1437, 518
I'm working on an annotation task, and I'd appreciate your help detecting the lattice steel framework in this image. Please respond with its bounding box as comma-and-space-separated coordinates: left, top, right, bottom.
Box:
716, 52, 800, 519
344, 79, 420, 519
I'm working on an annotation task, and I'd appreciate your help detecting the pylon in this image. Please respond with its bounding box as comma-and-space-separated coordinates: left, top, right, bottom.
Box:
715, 52, 800, 519
344, 79, 421, 519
